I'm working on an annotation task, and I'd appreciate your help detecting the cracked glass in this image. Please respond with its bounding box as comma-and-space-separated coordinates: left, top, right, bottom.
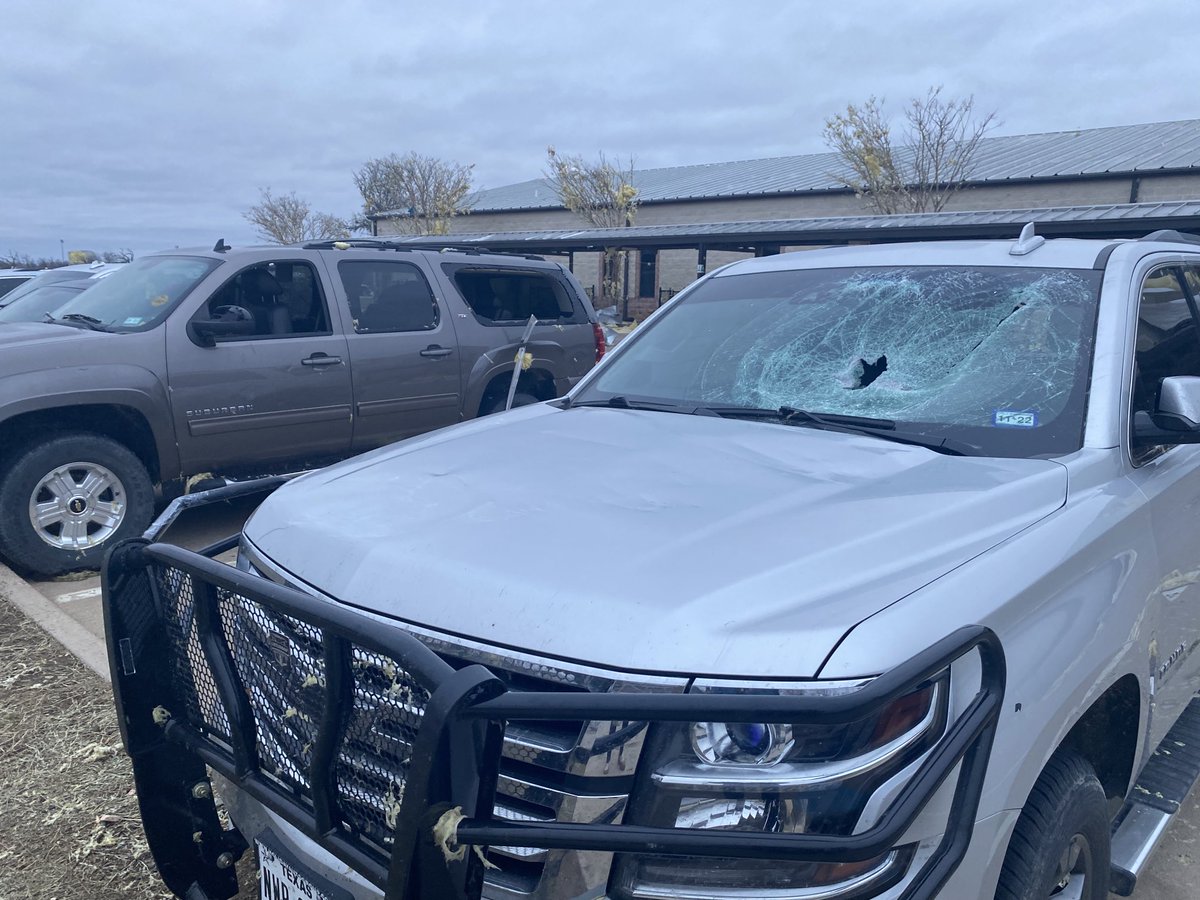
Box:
582, 265, 1102, 457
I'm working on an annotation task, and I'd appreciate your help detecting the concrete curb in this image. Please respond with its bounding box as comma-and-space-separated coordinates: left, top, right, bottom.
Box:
0, 562, 110, 682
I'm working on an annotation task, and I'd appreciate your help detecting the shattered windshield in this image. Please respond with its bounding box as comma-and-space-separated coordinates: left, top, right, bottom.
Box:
580, 265, 1101, 457
51, 255, 219, 331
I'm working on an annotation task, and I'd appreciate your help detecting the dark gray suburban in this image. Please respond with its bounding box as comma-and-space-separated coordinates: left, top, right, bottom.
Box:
0, 240, 602, 576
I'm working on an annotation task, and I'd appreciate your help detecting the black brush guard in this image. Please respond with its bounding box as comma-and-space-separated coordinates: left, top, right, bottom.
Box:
104, 517, 1005, 900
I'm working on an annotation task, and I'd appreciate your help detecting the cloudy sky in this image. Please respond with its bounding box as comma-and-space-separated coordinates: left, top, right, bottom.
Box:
3, 0, 1198, 260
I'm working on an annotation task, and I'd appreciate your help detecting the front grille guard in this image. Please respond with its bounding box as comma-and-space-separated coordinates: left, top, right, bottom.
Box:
104, 538, 1006, 900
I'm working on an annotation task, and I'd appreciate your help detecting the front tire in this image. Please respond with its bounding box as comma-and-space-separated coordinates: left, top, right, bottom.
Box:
0, 433, 155, 577
994, 749, 1110, 900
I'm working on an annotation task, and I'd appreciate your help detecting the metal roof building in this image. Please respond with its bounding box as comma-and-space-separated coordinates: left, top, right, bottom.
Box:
380, 119, 1200, 216
373, 119, 1200, 315
394, 199, 1200, 252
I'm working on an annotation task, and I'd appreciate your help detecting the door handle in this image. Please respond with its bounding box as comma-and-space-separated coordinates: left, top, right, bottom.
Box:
420, 345, 454, 359
302, 353, 343, 367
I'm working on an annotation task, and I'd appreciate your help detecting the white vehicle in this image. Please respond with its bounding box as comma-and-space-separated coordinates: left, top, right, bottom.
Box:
107, 228, 1200, 900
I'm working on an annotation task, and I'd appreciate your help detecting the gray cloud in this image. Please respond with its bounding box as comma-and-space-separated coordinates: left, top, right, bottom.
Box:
2, 0, 1197, 259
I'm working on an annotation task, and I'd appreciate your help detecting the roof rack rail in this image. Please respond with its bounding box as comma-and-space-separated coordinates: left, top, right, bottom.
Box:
1139, 230, 1200, 246
435, 245, 546, 261
301, 238, 546, 262
301, 239, 413, 252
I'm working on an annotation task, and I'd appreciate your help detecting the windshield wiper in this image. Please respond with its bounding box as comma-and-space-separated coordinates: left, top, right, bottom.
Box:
52, 312, 110, 332
563, 395, 690, 414
695, 405, 975, 456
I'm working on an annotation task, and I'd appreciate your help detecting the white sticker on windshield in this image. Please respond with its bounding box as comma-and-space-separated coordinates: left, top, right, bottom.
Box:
993, 410, 1038, 428
122, 316, 144, 326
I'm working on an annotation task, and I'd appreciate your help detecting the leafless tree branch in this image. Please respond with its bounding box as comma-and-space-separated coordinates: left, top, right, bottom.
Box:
824, 88, 997, 214
544, 147, 639, 304
353, 153, 475, 235
243, 188, 349, 244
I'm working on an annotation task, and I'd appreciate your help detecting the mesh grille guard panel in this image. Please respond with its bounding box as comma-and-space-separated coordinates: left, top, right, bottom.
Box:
103, 537, 1005, 900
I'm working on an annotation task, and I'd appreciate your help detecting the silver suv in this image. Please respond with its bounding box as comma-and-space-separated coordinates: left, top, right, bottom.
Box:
106, 230, 1200, 899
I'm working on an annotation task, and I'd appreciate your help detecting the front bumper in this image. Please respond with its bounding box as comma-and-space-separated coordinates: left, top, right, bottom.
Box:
103, 513, 1005, 900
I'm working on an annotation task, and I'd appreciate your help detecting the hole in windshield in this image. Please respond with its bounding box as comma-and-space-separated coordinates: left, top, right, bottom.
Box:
579, 265, 1101, 458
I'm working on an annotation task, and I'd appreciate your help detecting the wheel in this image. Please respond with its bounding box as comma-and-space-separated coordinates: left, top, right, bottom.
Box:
994, 749, 1110, 900
0, 433, 155, 577
482, 391, 539, 416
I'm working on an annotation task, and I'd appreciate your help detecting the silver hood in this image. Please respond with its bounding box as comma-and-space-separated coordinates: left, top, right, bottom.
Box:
244, 405, 1067, 678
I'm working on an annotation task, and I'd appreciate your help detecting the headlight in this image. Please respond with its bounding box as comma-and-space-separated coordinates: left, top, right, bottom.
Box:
610, 675, 948, 899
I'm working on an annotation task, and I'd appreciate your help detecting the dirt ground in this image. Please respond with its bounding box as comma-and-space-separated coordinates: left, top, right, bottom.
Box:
0, 597, 256, 900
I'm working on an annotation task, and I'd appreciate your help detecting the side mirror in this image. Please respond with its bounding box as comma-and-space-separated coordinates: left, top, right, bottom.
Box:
1133, 375, 1200, 446
190, 305, 255, 347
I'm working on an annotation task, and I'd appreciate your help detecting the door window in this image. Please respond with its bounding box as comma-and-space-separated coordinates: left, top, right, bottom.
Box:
200, 261, 331, 339
1131, 265, 1200, 462
337, 261, 439, 333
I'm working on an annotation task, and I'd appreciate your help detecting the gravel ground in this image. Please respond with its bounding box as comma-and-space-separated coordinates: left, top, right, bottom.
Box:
0, 596, 255, 899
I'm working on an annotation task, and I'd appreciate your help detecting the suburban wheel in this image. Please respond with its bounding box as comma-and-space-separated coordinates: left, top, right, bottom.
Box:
483, 391, 539, 416
0, 434, 155, 577
994, 749, 1110, 900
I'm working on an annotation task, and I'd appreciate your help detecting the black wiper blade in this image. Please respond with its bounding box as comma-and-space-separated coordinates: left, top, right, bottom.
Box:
57, 312, 109, 331
566, 395, 689, 413
696, 405, 973, 456
696, 405, 894, 428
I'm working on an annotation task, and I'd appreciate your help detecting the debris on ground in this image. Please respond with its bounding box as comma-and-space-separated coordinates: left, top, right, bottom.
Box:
0, 596, 258, 898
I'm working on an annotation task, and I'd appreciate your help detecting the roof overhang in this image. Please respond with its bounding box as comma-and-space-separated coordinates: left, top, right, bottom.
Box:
380, 200, 1200, 254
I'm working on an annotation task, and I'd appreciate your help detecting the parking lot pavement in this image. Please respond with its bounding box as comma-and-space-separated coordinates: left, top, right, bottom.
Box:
3, 492, 1199, 898
25, 493, 262, 652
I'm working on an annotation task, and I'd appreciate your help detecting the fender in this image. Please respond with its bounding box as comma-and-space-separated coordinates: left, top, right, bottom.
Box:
821, 469, 1154, 831
462, 339, 573, 415
0, 366, 182, 482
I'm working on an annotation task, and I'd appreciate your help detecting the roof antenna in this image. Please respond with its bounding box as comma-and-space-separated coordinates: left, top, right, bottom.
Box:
1010, 222, 1045, 256
213, 238, 231, 253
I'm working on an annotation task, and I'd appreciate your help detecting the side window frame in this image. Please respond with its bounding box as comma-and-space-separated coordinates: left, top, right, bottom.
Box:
191, 258, 334, 343
441, 264, 585, 326
1128, 262, 1200, 466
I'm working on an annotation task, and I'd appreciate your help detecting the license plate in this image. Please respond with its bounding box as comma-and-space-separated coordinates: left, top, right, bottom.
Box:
257, 837, 344, 900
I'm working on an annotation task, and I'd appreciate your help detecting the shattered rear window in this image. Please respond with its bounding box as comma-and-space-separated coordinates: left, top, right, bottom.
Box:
583, 266, 1101, 457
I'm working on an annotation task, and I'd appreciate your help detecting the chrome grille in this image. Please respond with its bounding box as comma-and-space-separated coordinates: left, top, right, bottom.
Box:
336, 647, 429, 851
239, 541, 689, 898
220, 593, 326, 794
415, 635, 686, 899
153, 564, 436, 855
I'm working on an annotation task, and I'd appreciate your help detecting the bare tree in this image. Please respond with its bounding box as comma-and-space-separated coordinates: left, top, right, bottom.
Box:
243, 188, 349, 244
353, 153, 475, 235
544, 147, 639, 305
101, 248, 134, 263
824, 88, 997, 214
0, 251, 55, 270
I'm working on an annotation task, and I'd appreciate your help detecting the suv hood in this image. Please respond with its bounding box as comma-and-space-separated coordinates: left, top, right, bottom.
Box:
245, 406, 1067, 678
0, 321, 107, 356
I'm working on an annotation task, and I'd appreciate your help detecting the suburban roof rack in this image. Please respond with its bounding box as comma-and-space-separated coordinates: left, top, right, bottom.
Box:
300, 238, 546, 261
435, 246, 546, 261
300, 239, 413, 252
1139, 230, 1200, 246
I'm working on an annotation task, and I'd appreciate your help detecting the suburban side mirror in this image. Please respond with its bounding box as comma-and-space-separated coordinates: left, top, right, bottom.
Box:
1133, 375, 1200, 446
190, 305, 255, 347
